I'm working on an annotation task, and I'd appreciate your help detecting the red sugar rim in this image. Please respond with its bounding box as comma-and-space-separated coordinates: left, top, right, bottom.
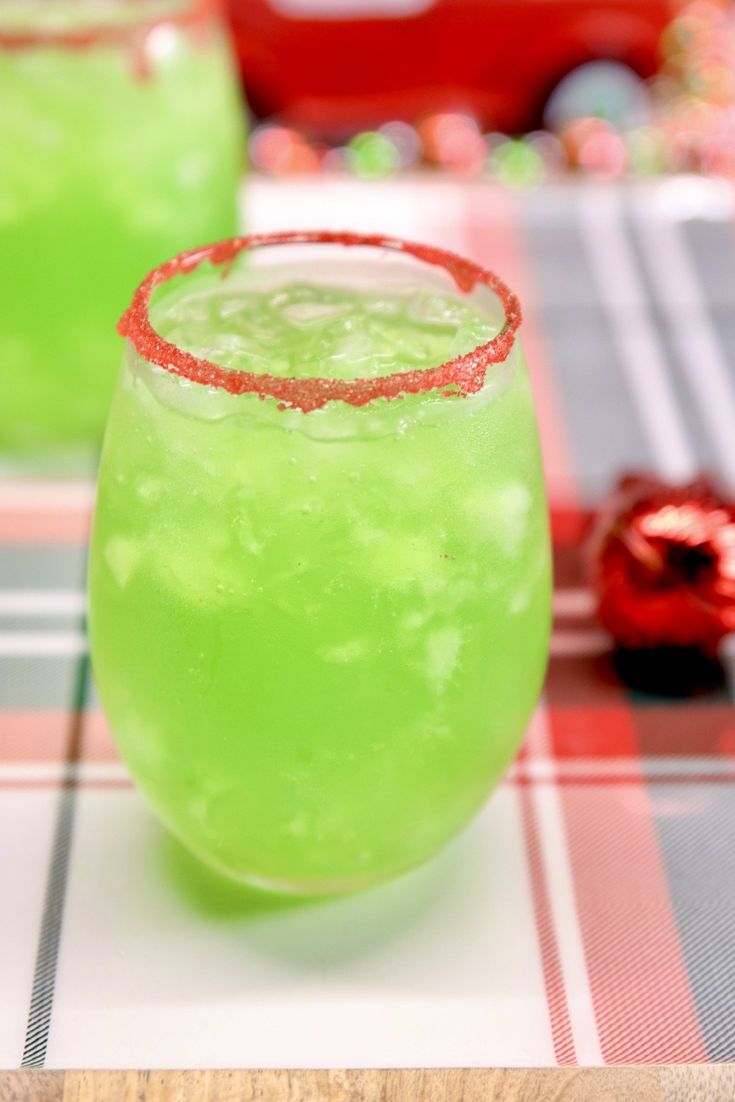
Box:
118, 230, 522, 414
0, 0, 216, 49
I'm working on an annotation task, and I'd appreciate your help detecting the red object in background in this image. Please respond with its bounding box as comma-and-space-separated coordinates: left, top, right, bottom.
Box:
588, 473, 735, 654
227, 0, 677, 137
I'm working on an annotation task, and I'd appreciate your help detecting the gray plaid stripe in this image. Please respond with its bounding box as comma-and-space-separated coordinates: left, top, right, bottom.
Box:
0, 548, 86, 590
0, 616, 82, 633
20, 653, 89, 1068
651, 785, 735, 1062
625, 198, 727, 475
18, 544, 90, 1072
518, 193, 652, 500
683, 221, 735, 309
0, 657, 84, 709
20, 775, 79, 1066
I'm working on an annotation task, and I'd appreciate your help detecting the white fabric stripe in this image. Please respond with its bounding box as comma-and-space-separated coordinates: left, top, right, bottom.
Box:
642, 174, 735, 223
0, 626, 608, 658
48, 786, 554, 1067
632, 203, 735, 491
0, 590, 594, 622
249, 176, 466, 247
0, 483, 95, 509
524, 706, 553, 757
550, 629, 610, 657
522, 757, 735, 779
552, 589, 595, 618
0, 632, 87, 657
0, 592, 86, 617
0, 764, 129, 784
0, 586, 596, 619
0, 586, 595, 620
530, 704, 604, 1064
577, 188, 696, 481
5, 757, 733, 787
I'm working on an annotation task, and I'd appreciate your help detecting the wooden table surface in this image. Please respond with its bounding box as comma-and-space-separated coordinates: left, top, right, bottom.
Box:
2, 1067, 735, 1102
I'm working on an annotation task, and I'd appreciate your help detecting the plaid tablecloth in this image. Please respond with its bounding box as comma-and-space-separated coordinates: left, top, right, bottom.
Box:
2, 175, 734, 1070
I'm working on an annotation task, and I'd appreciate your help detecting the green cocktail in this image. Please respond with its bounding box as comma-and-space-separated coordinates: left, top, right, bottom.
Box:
0, 0, 242, 452
89, 232, 551, 893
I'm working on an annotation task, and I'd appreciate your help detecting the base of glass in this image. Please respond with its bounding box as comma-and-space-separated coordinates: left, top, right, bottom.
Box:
176, 833, 425, 896
206, 861, 396, 898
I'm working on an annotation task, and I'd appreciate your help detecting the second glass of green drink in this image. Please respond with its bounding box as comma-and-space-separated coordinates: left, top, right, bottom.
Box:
0, 0, 243, 452
89, 231, 551, 894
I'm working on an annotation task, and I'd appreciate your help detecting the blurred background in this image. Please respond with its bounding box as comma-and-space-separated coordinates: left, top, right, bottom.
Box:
233, 0, 735, 185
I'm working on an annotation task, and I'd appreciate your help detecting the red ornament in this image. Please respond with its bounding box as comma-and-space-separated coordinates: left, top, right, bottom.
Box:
588, 473, 735, 653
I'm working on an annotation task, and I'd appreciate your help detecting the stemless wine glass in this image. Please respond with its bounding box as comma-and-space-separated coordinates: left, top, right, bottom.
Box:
0, 0, 243, 451
89, 231, 551, 894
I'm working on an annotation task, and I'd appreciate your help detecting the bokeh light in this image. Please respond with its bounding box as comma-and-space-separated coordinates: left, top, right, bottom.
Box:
559, 116, 612, 166
577, 128, 629, 179
490, 139, 546, 187
243, 0, 735, 184
320, 146, 350, 174
525, 131, 567, 176
418, 112, 485, 174
378, 121, 421, 169
346, 131, 399, 178
249, 124, 320, 175
626, 126, 672, 175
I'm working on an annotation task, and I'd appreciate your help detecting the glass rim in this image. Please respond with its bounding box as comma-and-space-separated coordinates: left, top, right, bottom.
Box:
0, 0, 216, 50
118, 230, 523, 414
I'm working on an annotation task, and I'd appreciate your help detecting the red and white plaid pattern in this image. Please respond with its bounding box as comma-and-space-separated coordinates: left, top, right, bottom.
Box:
1, 176, 734, 1069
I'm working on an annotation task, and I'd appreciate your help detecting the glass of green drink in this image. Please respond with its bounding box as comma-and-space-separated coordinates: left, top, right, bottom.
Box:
0, 0, 243, 452
89, 231, 551, 894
